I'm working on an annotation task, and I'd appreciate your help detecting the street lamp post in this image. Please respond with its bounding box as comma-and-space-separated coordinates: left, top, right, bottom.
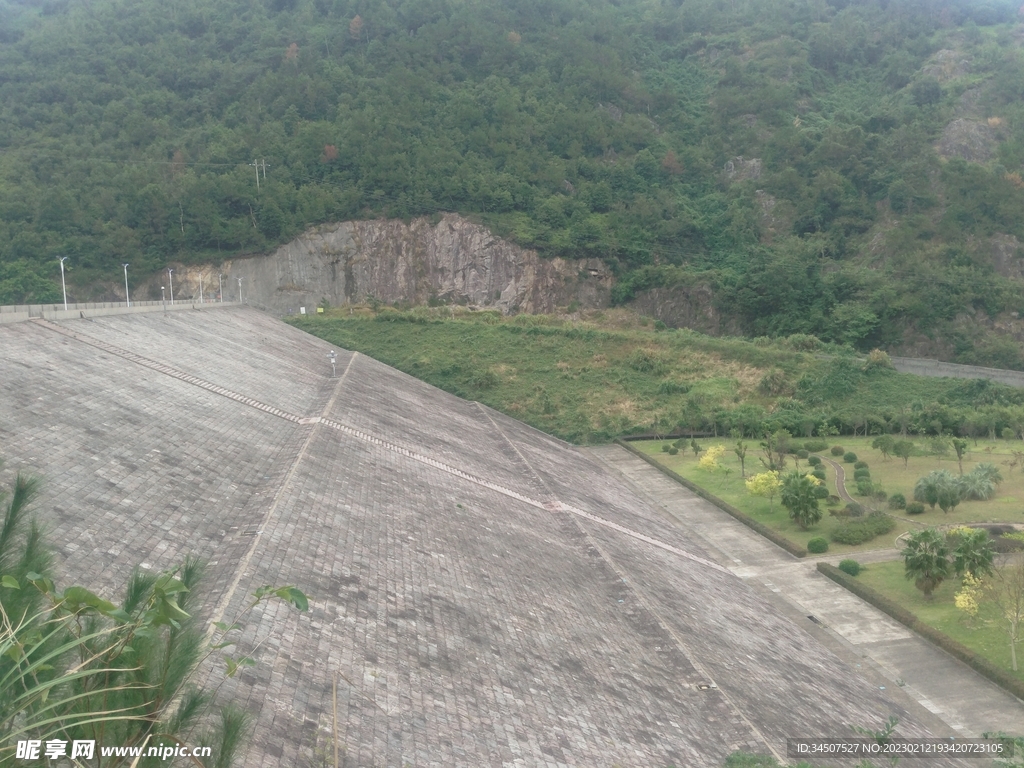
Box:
122, 263, 130, 308
198, 273, 204, 304
167, 268, 175, 306
329, 350, 337, 378
58, 256, 68, 311
218, 274, 223, 303
161, 286, 166, 310
237, 277, 243, 304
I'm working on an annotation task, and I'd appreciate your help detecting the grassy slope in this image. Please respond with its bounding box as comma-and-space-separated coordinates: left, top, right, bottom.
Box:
291, 308, 803, 442
290, 307, 1024, 443
857, 560, 1024, 687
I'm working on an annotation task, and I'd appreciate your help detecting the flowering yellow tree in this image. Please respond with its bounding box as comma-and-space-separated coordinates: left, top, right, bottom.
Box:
954, 573, 985, 625
698, 445, 726, 471
745, 471, 782, 512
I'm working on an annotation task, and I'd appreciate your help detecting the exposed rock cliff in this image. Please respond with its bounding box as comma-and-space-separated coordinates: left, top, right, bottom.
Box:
200, 214, 612, 316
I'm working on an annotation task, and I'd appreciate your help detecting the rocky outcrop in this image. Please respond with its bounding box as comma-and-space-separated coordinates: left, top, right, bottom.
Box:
201, 215, 613, 315
938, 118, 996, 162
627, 283, 741, 336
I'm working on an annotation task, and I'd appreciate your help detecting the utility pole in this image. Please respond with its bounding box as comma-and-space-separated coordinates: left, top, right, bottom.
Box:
58, 256, 68, 311
198, 273, 204, 304
237, 276, 244, 303
251, 160, 260, 191
168, 268, 175, 305
122, 263, 130, 307
218, 274, 223, 303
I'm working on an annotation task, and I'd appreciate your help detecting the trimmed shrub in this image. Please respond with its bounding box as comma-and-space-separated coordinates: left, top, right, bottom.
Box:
844, 502, 864, 517
888, 492, 906, 510
874, 490, 888, 502
813, 485, 829, 499
668, 447, 678, 455
804, 440, 829, 452
662, 444, 672, 452
853, 468, 871, 480
831, 445, 845, 456
826, 494, 841, 506
811, 466, 826, 481
807, 455, 822, 467
855, 479, 874, 496
838, 559, 862, 576
829, 511, 894, 545
1002, 427, 1015, 440
843, 451, 858, 463
807, 537, 829, 554
906, 501, 926, 515
797, 449, 809, 459
854, 460, 868, 470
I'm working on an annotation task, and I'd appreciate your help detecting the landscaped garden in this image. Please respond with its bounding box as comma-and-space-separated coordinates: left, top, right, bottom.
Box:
635, 434, 1024, 555
851, 556, 1024, 687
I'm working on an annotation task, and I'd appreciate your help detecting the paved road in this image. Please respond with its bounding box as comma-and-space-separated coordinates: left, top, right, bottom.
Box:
586, 444, 1024, 742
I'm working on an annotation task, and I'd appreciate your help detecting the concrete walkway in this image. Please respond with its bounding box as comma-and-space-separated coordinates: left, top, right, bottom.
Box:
585, 444, 1024, 740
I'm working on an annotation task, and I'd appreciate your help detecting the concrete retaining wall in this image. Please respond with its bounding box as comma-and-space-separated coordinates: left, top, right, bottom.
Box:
0, 300, 240, 325
890, 356, 1024, 388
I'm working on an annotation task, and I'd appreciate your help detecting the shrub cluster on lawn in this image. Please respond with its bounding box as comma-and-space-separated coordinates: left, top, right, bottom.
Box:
830, 511, 896, 545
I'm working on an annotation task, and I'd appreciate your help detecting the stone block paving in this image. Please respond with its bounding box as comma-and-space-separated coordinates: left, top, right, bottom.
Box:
217, 431, 754, 768
0, 320, 308, 600
74, 308, 338, 416
327, 355, 550, 499
0, 311, 979, 767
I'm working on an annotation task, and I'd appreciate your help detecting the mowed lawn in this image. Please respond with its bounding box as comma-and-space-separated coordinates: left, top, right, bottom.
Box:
856, 559, 1024, 687
636, 435, 1024, 554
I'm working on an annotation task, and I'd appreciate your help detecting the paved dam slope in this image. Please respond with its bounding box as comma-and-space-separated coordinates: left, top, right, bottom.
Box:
0, 309, 970, 767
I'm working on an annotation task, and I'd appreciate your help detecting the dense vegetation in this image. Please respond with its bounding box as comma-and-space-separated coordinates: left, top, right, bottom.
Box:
293, 308, 1024, 443
3, 0, 1024, 363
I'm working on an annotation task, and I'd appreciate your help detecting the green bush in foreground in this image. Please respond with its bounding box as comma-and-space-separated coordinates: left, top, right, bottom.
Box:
838, 559, 862, 576
888, 493, 906, 510
807, 537, 829, 554
807, 455, 822, 467
843, 451, 858, 463
831, 445, 845, 456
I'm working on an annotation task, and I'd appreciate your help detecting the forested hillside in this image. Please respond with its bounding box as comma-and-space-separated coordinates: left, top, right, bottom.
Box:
2, 0, 1024, 364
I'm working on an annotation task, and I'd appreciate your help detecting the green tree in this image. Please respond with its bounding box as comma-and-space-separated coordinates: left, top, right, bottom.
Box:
871, 434, 895, 461
951, 437, 969, 475
780, 472, 823, 530
893, 440, 914, 469
759, 428, 790, 472
732, 431, 748, 478
902, 529, 951, 599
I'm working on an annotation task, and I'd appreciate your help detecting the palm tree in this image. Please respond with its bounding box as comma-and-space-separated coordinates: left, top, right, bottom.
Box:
951, 528, 995, 579
913, 470, 956, 510
902, 529, 951, 599
0, 469, 308, 766
781, 471, 823, 530
959, 472, 996, 501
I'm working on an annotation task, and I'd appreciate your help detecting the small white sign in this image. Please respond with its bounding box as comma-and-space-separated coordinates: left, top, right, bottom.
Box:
300, 307, 306, 314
